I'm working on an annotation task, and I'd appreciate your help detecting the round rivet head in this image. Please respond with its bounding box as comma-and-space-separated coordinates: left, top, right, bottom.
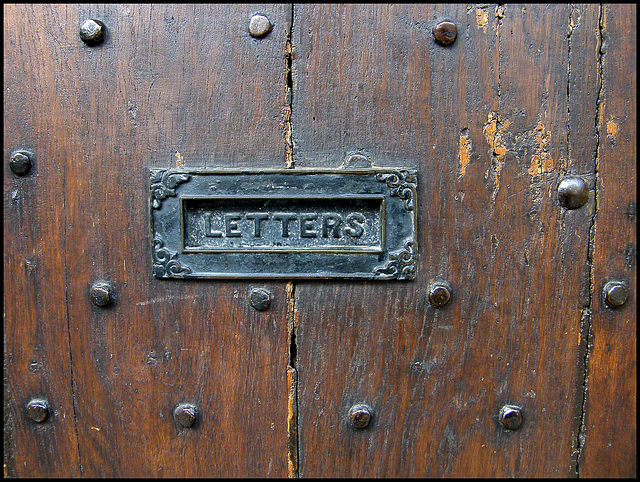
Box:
429, 283, 452, 308
79, 19, 105, 46
348, 404, 373, 429
558, 176, 589, 209
90, 281, 113, 307
499, 404, 523, 430
603, 281, 629, 308
174, 403, 197, 428
9, 151, 32, 176
26, 399, 50, 423
249, 14, 273, 38
250, 288, 271, 311
432, 19, 457, 46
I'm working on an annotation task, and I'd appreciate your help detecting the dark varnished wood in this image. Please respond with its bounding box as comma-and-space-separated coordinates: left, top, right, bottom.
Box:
4, 5, 81, 477
4, 3, 635, 478
4, 4, 291, 477
579, 4, 636, 477
291, 4, 609, 477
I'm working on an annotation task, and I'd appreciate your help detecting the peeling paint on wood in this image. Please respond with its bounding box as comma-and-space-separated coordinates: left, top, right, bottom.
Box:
476, 8, 489, 33
606, 119, 618, 143
525, 122, 554, 177
459, 129, 472, 178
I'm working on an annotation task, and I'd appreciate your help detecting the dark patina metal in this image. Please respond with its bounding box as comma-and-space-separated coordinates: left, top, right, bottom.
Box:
26, 399, 50, 423
432, 19, 457, 46
90, 281, 113, 307
79, 19, 105, 45
249, 14, 273, 38
9, 150, 32, 176
558, 176, 589, 209
499, 404, 523, 430
348, 404, 373, 429
603, 280, 629, 308
250, 288, 271, 311
429, 282, 452, 307
149, 168, 417, 280
174, 403, 198, 428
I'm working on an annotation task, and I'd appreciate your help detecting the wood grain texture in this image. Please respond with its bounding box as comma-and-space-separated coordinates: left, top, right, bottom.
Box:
4, 3, 635, 478
4, 5, 81, 477
4, 4, 291, 477
291, 4, 601, 477
579, 4, 637, 477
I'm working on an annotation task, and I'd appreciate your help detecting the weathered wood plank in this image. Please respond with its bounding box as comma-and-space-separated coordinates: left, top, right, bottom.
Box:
291, 4, 596, 476
579, 4, 636, 477
4, 4, 292, 477
563, 3, 604, 474
4, 4, 82, 477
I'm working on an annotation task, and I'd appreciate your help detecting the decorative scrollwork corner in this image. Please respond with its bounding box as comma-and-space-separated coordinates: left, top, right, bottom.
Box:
374, 240, 416, 280
152, 234, 192, 278
150, 169, 190, 209
375, 169, 417, 211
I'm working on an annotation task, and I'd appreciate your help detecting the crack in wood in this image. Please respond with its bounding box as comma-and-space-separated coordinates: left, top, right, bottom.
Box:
574, 4, 605, 476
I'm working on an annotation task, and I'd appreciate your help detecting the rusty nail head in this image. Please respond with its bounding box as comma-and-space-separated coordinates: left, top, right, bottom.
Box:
250, 288, 271, 311
80, 19, 105, 45
9, 151, 32, 176
249, 14, 273, 38
603, 281, 629, 308
558, 176, 589, 209
429, 283, 452, 308
174, 403, 197, 428
90, 281, 113, 307
26, 399, 50, 423
433, 19, 457, 46
348, 403, 373, 429
499, 404, 523, 430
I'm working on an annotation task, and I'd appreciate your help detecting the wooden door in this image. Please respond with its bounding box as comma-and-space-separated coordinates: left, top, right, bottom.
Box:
4, 4, 635, 477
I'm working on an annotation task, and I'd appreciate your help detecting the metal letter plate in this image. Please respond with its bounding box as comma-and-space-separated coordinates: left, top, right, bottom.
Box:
150, 168, 417, 279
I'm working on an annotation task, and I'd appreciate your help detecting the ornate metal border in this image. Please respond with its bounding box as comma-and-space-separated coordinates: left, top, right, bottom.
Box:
150, 170, 191, 209
374, 240, 416, 280
150, 168, 417, 280
152, 234, 192, 277
376, 170, 417, 211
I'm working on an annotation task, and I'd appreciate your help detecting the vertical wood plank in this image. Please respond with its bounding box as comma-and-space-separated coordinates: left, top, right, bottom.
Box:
4, 4, 292, 477
291, 4, 596, 476
564, 3, 604, 473
4, 4, 81, 477
580, 4, 636, 477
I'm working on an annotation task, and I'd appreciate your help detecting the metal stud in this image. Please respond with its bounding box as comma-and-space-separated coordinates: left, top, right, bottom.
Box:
558, 176, 589, 209
174, 403, 198, 429
428, 282, 452, 308
79, 19, 105, 46
432, 19, 458, 46
348, 403, 373, 429
9, 150, 32, 176
499, 404, 523, 430
603, 281, 629, 308
26, 399, 50, 423
249, 14, 273, 38
90, 281, 113, 307
250, 288, 271, 311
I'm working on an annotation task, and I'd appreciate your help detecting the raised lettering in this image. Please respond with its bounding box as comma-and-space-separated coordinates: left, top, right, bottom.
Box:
206, 213, 223, 237
322, 214, 343, 238
245, 213, 270, 237
224, 214, 242, 237
344, 212, 365, 238
273, 213, 297, 237
300, 214, 318, 238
